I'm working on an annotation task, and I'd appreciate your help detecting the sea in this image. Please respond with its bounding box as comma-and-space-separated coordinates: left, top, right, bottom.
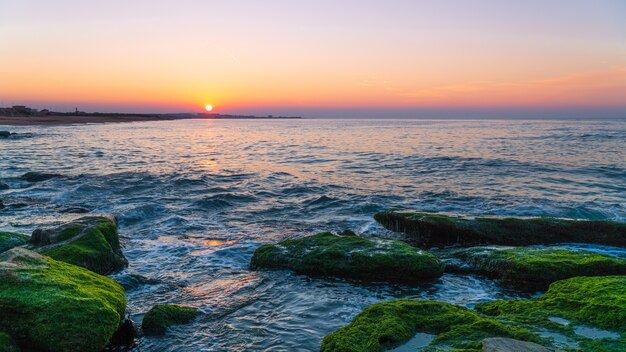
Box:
1, 118, 625, 351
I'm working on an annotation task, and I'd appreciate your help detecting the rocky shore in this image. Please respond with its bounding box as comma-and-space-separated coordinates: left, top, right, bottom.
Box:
1, 200, 625, 351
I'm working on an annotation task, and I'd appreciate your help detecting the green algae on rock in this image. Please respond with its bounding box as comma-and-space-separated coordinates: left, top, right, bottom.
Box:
0, 247, 126, 352
29, 215, 127, 275
142, 304, 199, 336
440, 247, 626, 290
0, 232, 28, 253
250, 232, 444, 282
320, 299, 541, 352
477, 276, 626, 352
374, 210, 626, 248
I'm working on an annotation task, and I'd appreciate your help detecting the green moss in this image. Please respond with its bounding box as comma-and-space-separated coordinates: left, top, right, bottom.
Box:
477, 276, 626, 351
374, 210, 626, 247
0, 332, 19, 352
443, 247, 626, 290
142, 304, 198, 336
251, 232, 444, 283
320, 299, 541, 352
32, 216, 127, 275
0, 232, 28, 253
0, 248, 126, 352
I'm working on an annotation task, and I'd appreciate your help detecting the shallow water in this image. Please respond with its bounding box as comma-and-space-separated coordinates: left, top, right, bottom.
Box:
1, 119, 626, 351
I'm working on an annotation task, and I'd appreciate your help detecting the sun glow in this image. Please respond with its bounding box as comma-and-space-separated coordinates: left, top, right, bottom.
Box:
205, 104, 213, 112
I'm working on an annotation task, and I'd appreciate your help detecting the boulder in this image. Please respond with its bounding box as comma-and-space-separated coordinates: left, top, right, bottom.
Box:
109, 318, 137, 347
0, 232, 29, 253
0, 248, 126, 352
374, 210, 626, 247
20, 172, 63, 182
482, 337, 560, 352
29, 215, 127, 275
142, 304, 198, 336
439, 247, 626, 290
477, 276, 626, 351
251, 232, 444, 283
321, 299, 540, 352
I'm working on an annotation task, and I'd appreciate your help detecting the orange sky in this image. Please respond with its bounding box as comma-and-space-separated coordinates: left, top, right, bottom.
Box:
1, 1, 625, 117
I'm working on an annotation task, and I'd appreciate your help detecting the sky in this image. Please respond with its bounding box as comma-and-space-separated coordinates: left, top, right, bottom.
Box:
1, 0, 625, 118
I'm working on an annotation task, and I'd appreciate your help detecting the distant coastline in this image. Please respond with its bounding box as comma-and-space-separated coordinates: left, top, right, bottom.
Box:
0, 106, 301, 126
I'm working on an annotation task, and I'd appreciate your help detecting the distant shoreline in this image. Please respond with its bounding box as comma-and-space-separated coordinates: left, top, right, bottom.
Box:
0, 113, 301, 126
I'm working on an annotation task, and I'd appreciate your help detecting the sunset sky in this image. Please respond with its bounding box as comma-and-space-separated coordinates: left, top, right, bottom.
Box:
1, 0, 625, 118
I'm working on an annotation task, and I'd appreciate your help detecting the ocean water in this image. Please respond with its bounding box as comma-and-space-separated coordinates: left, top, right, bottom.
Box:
1, 118, 625, 351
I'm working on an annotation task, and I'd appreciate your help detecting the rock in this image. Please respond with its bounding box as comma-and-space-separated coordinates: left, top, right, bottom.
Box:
142, 304, 198, 336
58, 206, 91, 214
483, 337, 560, 352
374, 210, 626, 247
337, 229, 357, 237
439, 247, 626, 290
115, 273, 161, 291
20, 172, 63, 182
0, 332, 19, 352
477, 276, 626, 351
0, 200, 3, 210
0, 183, 9, 190
0, 131, 11, 138
109, 318, 137, 347
0, 232, 29, 253
250, 232, 444, 283
0, 247, 126, 352
29, 215, 128, 275
321, 299, 540, 352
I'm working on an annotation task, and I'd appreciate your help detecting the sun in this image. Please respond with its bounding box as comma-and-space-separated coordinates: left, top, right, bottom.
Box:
205, 104, 213, 112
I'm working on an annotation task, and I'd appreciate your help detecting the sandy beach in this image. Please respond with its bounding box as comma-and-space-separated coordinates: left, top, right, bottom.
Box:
0, 114, 190, 126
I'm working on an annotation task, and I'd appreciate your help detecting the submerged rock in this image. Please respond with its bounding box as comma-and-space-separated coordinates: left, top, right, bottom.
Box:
321, 299, 540, 352
0, 232, 28, 253
0, 183, 9, 190
0, 248, 126, 352
439, 247, 626, 290
20, 172, 63, 182
482, 337, 560, 352
0, 131, 11, 138
142, 304, 198, 336
29, 215, 128, 275
374, 211, 626, 247
250, 232, 444, 283
477, 276, 626, 351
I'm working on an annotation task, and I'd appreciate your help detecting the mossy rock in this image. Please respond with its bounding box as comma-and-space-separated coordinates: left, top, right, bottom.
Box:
477, 276, 626, 351
0, 248, 126, 352
142, 304, 198, 336
29, 215, 127, 275
374, 210, 626, 248
19, 172, 63, 182
440, 247, 626, 290
251, 232, 444, 283
320, 299, 542, 352
0, 232, 28, 253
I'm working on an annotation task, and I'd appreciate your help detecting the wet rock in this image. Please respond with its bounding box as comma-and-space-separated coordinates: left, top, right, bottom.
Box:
0, 183, 9, 190
439, 247, 626, 290
483, 337, 560, 352
29, 215, 128, 275
0, 131, 11, 138
0, 200, 3, 210
58, 206, 91, 214
251, 232, 444, 283
321, 299, 540, 352
142, 304, 198, 336
0, 232, 29, 253
337, 229, 358, 237
374, 210, 626, 247
115, 273, 161, 291
477, 276, 626, 351
109, 318, 137, 347
0, 248, 126, 352
20, 172, 63, 182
